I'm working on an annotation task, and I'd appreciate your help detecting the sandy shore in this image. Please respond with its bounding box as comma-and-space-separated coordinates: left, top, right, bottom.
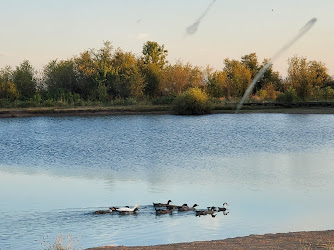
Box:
86, 230, 334, 250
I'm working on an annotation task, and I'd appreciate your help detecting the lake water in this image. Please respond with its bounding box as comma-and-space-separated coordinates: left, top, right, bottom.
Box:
1, 114, 334, 249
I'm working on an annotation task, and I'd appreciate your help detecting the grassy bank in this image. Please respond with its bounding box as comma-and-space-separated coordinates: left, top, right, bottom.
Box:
1, 102, 334, 118
0, 105, 170, 118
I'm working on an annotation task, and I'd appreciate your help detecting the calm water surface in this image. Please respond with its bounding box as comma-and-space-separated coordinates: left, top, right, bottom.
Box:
1, 114, 334, 249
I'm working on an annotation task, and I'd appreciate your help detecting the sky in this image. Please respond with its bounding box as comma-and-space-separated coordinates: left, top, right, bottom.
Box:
0, 0, 333, 77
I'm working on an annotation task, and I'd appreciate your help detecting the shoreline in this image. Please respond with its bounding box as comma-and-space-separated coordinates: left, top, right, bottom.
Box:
86, 230, 334, 249
1, 104, 334, 118
0, 106, 171, 118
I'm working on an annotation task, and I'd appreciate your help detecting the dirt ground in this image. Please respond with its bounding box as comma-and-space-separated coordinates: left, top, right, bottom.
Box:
86, 230, 334, 250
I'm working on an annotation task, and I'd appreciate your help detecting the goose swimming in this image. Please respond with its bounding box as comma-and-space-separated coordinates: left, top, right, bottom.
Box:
93, 210, 111, 214
207, 206, 217, 211
178, 204, 198, 211
155, 208, 172, 214
94, 206, 118, 214
218, 203, 229, 212
167, 203, 188, 210
115, 205, 139, 213
196, 207, 215, 216
153, 200, 172, 207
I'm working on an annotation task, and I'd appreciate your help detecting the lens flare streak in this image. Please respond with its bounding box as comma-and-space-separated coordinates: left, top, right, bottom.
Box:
186, 0, 217, 35
236, 18, 317, 113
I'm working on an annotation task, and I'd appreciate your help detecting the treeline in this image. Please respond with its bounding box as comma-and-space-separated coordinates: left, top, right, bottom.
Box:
0, 41, 333, 108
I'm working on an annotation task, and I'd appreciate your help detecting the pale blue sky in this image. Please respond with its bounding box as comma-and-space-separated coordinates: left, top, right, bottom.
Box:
0, 0, 333, 76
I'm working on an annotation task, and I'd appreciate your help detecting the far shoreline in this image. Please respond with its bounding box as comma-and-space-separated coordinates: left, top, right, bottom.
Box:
1, 103, 334, 118
86, 230, 334, 250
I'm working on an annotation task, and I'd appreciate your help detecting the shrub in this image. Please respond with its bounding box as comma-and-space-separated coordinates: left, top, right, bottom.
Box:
276, 86, 299, 103
151, 95, 176, 105
322, 86, 334, 100
42, 234, 81, 250
111, 97, 138, 106
172, 88, 212, 115
43, 99, 56, 107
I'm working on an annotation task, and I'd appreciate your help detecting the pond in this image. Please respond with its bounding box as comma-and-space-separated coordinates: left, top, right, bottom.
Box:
1, 114, 334, 249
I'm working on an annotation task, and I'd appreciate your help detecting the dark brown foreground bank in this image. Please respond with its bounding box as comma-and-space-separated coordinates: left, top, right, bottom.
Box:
86, 230, 334, 250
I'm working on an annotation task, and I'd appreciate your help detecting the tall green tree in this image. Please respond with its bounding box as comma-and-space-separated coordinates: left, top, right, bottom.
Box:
206, 70, 228, 98
308, 60, 332, 88
142, 41, 168, 68
0, 67, 18, 100
223, 59, 252, 97
287, 56, 332, 100
160, 62, 204, 96
110, 49, 145, 98
13, 60, 36, 100
257, 58, 282, 92
241, 53, 259, 79
75, 41, 114, 100
141, 41, 168, 97
43, 59, 78, 95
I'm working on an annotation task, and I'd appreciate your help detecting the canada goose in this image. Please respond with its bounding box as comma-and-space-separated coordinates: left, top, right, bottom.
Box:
153, 200, 172, 207
178, 204, 198, 211
196, 207, 215, 216
155, 208, 172, 214
115, 205, 139, 213
166, 203, 187, 210
207, 206, 217, 211
94, 206, 119, 214
218, 203, 229, 212
93, 210, 111, 214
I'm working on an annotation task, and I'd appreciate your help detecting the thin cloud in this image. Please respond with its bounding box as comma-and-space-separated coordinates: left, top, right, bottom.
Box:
136, 33, 149, 40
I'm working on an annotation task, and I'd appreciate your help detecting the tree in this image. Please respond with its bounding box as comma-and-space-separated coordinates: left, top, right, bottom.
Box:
0, 66, 18, 101
241, 53, 259, 79
286, 56, 332, 100
13, 60, 36, 100
110, 49, 145, 98
287, 56, 309, 100
206, 70, 228, 98
241, 53, 282, 94
223, 59, 252, 98
74, 50, 96, 99
256, 58, 282, 93
308, 60, 332, 88
160, 62, 204, 96
43, 59, 78, 94
142, 41, 168, 69
141, 41, 168, 97
74, 41, 114, 100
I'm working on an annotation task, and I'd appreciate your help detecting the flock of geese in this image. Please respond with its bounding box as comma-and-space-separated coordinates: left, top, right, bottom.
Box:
93, 200, 229, 217
154, 200, 229, 217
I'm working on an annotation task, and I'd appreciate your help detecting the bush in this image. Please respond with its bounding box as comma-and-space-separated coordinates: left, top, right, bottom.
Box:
151, 95, 176, 105
0, 98, 11, 108
111, 97, 138, 106
43, 99, 56, 107
172, 88, 212, 115
276, 87, 299, 103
